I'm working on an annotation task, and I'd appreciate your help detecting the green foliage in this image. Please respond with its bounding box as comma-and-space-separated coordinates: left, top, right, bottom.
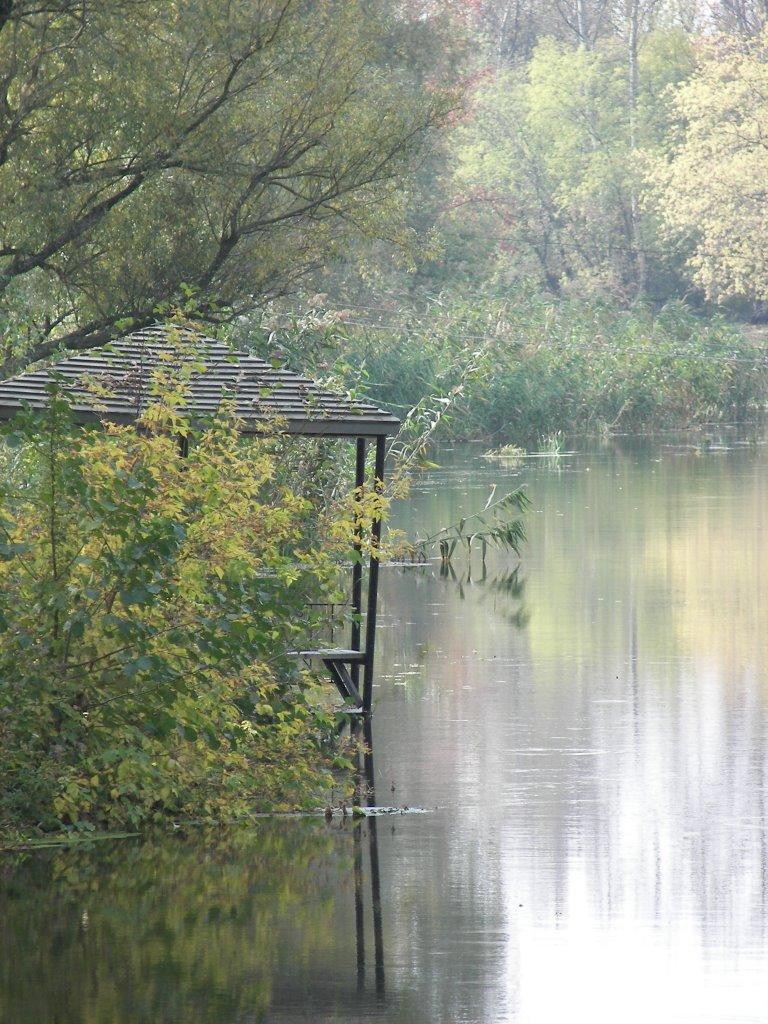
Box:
652, 30, 768, 304
252, 290, 767, 443
0, 823, 350, 1023
414, 487, 531, 565
0, 1, 453, 368
0, 363, 348, 834
451, 31, 694, 299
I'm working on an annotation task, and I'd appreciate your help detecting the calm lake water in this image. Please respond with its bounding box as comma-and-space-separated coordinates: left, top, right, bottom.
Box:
3, 437, 768, 1023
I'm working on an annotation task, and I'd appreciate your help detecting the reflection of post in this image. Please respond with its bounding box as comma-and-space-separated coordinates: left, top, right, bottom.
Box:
368, 817, 386, 997
349, 719, 386, 998
364, 718, 386, 997
353, 819, 366, 989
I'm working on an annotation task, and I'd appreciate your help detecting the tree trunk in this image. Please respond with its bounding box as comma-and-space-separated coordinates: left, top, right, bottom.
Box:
576, 0, 588, 47
627, 0, 647, 296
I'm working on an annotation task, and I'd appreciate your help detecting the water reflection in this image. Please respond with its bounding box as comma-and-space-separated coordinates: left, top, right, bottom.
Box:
0, 720, 392, 1024
4, 437, 768, 1022
0, 808, 391, 1023
437, 562, 530, 628
373, 438, 768, 1022
349, 717, 386, 1000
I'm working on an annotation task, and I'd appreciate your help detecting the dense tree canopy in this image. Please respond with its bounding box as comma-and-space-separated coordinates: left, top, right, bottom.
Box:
0, 1, 452, 369
452, 31, 693, 298
653, 31, 768, 304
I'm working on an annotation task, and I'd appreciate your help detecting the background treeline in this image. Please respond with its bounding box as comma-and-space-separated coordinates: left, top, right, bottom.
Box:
316, 0, 768, 311
243, 0, 768, 439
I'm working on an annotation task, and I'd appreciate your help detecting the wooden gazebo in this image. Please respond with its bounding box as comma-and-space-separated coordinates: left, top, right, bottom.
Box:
0, 324, 400, 715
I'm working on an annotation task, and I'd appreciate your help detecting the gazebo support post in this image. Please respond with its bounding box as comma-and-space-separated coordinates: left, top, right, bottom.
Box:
350, 437, 367, 691
362, 434, 386, 714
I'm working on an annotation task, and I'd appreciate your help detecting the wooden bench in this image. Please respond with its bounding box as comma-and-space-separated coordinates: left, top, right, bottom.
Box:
295, 649, 367, 712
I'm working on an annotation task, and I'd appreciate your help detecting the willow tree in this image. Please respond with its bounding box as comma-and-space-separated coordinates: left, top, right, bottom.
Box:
0, 1, 450, 369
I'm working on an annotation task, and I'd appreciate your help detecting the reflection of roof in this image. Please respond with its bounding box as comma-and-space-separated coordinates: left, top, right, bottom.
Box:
0, 324, 400, 437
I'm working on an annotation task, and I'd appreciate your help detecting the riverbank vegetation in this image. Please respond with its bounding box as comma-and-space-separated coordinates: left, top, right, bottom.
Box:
244, 292, 766, 443
4, 1, 768, 430
0, 0, 448, 837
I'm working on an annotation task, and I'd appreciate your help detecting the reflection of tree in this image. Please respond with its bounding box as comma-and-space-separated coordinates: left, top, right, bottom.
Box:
0, 827, 348, 1023
0, 739, 397, 1024
440, 562, 530, 629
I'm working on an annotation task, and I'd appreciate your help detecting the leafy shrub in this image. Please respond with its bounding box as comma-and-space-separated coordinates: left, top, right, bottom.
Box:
0, 372, 345, 834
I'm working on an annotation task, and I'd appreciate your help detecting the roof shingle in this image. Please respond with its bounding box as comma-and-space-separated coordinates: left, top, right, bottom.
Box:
0, 325, 400, 437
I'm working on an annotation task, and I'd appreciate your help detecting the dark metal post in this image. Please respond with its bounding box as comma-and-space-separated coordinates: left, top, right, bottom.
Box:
362, 435, 386, 714
351, 437, 367, 690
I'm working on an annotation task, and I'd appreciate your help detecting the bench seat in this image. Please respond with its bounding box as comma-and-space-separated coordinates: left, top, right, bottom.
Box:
293, 649, 366, 708
296, 648, 367, 663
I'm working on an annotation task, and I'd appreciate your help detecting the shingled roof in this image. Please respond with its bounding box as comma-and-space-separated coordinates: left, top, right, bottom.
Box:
0, 324, 400, 437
